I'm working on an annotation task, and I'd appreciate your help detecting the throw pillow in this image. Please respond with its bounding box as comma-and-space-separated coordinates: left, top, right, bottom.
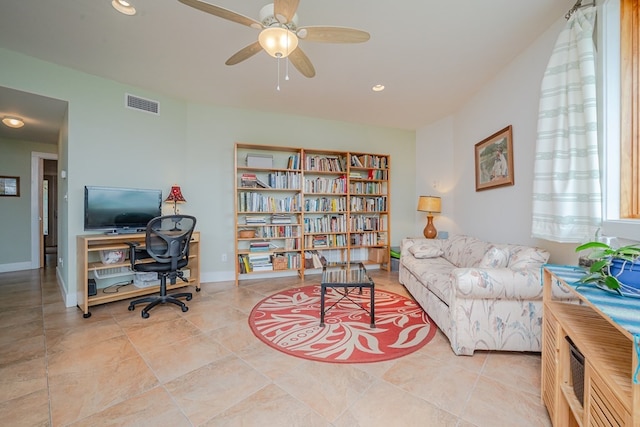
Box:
409, 244, 443, 259
479, 247, 510, 268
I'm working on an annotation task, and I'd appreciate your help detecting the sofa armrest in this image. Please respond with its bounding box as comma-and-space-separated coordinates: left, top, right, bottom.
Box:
452, 267, 543, 300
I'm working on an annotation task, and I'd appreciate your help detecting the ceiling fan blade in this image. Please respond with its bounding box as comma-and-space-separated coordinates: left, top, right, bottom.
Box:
289, 47, 316, 78
225, 41, 263, 65
297, 26, 370, 43
178, 0, 263, 29
273, 0, 300, 23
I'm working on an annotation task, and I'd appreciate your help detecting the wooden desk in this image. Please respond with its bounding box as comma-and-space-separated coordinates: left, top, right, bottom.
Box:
76, 232, 200, 318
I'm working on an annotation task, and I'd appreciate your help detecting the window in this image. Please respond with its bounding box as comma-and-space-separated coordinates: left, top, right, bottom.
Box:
602, 0, 640, 240
620, 0, 640, 218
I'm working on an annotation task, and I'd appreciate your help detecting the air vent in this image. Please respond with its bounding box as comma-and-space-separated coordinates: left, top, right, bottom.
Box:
125, 93, 159, 115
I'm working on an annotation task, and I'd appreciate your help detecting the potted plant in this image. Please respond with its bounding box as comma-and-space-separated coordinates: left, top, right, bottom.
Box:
575, 241, 640, 295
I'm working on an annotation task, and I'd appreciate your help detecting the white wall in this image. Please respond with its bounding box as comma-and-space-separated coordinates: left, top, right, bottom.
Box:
416, 17, 578, 264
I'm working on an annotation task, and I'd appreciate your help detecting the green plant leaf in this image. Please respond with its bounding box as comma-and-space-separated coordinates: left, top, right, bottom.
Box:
603, 275, 621, 290
575, 241, 610, 253
589, 259, 608, 273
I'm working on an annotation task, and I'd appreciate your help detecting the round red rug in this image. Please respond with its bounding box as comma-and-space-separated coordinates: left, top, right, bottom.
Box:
248, 285, 436, 363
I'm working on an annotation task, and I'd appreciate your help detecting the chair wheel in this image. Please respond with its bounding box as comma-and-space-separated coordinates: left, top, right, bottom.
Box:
181, 306, 189, 312
128, 305, 135, 311
141, 311, 150, 319
186, 295, 192, 301
83, 312, 92, 319
196, 288, 201, 292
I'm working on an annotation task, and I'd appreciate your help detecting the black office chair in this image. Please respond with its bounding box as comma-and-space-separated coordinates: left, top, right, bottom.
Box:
127, 215, 197, 318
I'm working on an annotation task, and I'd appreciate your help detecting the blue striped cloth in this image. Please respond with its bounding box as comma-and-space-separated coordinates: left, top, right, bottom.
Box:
544, 264, 640, 383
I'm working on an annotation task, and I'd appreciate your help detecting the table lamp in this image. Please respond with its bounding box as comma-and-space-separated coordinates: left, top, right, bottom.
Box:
417, 196, 441, 239
165, 185, 186, 215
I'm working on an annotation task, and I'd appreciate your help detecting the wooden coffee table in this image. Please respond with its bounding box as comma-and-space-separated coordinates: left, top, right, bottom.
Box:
320, 262, 375, 328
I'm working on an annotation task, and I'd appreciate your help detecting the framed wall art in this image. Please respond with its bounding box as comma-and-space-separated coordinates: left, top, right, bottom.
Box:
474, 125, 514, 191
0, 176, 20, 197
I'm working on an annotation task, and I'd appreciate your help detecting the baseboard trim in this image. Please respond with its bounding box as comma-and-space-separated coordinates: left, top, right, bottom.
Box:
0, 261, 33, 273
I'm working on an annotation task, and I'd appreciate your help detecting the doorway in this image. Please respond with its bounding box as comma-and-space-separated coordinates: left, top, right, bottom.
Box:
44, 159, 58, 266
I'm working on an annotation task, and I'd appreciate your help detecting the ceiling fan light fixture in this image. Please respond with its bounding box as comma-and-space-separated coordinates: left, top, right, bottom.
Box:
111, 0, 136, 16
2, 116, 25, 128
259, 27, 298, 58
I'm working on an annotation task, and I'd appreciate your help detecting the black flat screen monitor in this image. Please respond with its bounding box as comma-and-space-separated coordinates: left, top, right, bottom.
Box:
84, 186, 162, 233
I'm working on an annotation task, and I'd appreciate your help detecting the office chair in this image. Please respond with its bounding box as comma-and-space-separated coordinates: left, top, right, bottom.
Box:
127, 215, 197, 318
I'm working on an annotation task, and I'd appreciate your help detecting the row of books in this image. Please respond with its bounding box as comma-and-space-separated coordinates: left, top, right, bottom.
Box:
349, 182, 385, 195
350, 196, 387, 212
304, 155, 346, 172
304, 197, 347, 212
303, 234, 348, 248
350, 232, 384, 246
237, 192, 301, 213
238, 253, 302, 273
350, 154, 388, 169
303, 176, 347, 194
267, 171, 301, 189
303, 214, 347, 233
286, 154, 301, 170
247, 226, 299, 239
350, 216, 387, 232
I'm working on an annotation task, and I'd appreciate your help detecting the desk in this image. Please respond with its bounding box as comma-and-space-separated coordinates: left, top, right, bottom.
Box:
320, 262, 375, 328
77, 232, 200, 318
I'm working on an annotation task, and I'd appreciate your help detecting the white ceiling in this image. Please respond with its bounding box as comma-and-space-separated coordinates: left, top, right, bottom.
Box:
0, 0, 576, 144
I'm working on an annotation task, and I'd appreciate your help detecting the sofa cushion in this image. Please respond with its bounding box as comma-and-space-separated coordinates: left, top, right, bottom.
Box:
442, 235, 493, 267
479, 247, 510, 268
403, 255, 456, 305
409, 244, 444, 259
507, 246, 550, 271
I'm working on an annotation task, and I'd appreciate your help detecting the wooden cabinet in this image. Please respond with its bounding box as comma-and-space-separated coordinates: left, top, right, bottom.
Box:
542, 265, 640, 426
77, 232, 200, 318
234, 143, 390, 285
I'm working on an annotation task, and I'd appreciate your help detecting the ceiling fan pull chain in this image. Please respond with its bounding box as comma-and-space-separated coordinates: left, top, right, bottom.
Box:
285, 56, 290, 81
276, 56, 281, 91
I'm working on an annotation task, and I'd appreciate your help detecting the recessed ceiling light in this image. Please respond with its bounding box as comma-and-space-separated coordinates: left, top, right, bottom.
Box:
372, 84, 385, 92
2, 116, 24, 128
112, 0, 136, 16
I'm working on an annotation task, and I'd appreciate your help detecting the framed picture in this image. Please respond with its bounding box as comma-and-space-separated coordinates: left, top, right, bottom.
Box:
0, 176, 20, 197
474, 125, 514, 191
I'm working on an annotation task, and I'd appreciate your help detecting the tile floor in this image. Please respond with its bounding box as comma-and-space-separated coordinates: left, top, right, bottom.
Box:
0, 266, 552, 426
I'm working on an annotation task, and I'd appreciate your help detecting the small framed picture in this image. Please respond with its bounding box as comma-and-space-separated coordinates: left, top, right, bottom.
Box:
474, 125, 514, 191
0, 176, 20, 197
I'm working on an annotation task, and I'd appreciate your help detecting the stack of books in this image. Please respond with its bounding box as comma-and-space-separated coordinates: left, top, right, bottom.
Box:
241, 173, 257, 188
245, 216, 267, 225
248, 253, 272, 271
249, 241, 270, 252
271, 214, 292, 224
312, 234, 328, 248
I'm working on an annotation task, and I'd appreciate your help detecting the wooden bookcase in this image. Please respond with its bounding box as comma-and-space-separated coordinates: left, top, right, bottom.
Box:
541, 265, 640, 426
77, 232, 200, 318
234, 143, 390, 285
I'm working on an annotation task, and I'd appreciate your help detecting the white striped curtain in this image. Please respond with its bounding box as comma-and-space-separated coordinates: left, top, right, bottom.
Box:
531, 6, 600, 243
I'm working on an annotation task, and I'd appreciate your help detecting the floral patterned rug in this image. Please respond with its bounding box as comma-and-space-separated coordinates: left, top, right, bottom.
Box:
248, 285, 436, 363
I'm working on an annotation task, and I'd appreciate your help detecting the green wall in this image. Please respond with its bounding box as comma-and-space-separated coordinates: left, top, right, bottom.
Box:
0, 138, 56, 266
0, 48, 416, 306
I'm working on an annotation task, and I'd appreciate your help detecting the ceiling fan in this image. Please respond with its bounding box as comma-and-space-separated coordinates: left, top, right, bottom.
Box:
178, 0, 370, 78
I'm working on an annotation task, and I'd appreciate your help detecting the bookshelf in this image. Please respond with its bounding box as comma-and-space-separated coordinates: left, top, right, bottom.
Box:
234, 143, 390, 285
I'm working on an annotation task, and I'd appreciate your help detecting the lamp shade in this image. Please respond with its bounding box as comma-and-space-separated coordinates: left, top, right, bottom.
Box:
417, 196, 441, 213
258, 27, 298, 58
165, 185, 186, 203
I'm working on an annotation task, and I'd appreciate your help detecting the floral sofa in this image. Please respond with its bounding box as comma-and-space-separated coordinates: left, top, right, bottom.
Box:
399, 234, 550, 355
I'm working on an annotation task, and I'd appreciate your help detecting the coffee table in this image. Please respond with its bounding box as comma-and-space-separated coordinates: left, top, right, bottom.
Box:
320, 262, 375, 328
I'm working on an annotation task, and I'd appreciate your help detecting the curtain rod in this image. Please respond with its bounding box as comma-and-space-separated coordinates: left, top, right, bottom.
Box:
565, 0, 596, 20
